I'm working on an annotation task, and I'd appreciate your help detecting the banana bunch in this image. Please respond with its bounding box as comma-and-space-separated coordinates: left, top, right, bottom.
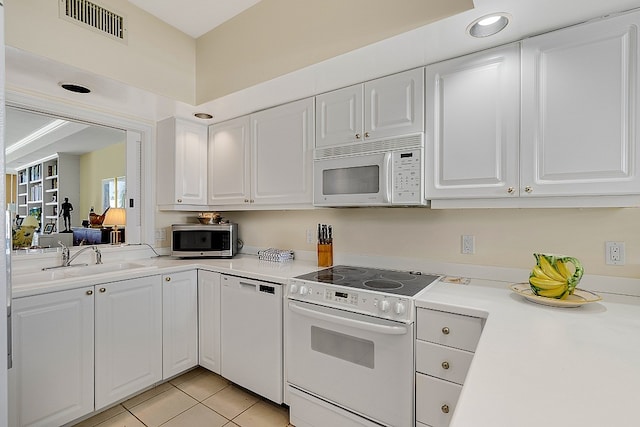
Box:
529, 253, 584, 299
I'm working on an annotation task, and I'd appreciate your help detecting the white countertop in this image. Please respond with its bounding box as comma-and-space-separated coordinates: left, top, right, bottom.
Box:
416, 279, 640, 427
10, 253, 319, 298
12, 253, 640, 426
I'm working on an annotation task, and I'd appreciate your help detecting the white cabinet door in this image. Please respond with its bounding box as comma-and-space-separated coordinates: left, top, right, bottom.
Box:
198, 270, 221, 374
9, 287, 94, 427
521, 12, 640, 197
251, 98, 314, 205
315, 68, 424, 150
157, 118, 208, 206
162, 270, 198, 379
365, 67, 424, 140
208, 116, 251, 205
426, 44, 520, 199
95, 276, 162, 409
315, 84, 363, 148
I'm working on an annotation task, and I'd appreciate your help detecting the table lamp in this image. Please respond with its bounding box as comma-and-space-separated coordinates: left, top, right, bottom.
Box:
103, 208, 126, 244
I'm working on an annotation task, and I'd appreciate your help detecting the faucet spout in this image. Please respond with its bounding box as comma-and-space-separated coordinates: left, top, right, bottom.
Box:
66, 245, 102, 267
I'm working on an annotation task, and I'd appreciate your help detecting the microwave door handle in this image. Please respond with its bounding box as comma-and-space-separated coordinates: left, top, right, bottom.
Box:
381, 152, 392, 204
288, 301, 408, 335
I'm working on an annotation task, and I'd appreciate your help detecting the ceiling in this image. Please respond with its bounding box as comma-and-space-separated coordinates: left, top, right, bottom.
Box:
127, 0, 263, 38
5, 108, 125, 173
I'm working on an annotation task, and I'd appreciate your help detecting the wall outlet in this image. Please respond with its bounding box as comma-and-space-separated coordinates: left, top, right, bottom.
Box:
462, 235, 475, 254
605, 241, 625, 265
155, 228, 166, 242
306, 229, 315, 244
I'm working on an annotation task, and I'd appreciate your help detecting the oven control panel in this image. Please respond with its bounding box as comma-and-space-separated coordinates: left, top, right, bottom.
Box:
288, 280, 414, 322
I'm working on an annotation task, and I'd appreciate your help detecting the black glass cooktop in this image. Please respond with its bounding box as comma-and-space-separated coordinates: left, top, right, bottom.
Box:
294, 265, 440, 297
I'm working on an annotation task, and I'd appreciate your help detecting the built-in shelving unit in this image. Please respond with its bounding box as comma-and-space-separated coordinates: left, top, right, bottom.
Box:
16, 153, 80, 232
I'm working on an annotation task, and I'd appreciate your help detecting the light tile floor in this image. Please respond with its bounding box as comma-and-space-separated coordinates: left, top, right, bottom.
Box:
72, 368, 293, 427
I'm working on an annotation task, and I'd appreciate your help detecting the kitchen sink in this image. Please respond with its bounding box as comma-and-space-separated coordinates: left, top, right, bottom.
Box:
12, 262, 157, 287
63, 262, 154, 277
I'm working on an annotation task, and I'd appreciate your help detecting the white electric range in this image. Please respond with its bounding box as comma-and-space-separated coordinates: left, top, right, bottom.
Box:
286, 265, 441, 427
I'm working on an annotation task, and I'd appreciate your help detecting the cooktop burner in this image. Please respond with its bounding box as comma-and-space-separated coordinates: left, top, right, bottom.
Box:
295, 265, 440, 297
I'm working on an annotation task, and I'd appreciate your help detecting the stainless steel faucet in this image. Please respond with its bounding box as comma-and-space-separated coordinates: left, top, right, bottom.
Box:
65, 245, 102, 267
43, 242, 103, 270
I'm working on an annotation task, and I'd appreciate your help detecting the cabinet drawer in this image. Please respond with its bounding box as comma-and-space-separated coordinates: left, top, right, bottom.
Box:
416, 373, 462, 427
417, 309, 483, 351
416, 340, 474, 385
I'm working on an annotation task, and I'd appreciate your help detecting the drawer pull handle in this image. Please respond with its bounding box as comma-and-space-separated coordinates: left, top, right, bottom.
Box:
441, 404, 450, 414
442, 326, 450, 335
99, 288, 106, 293
441, 361, 450, 370
86, 290, 93, 295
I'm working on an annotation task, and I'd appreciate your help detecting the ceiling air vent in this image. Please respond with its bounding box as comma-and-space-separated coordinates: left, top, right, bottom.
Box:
59, 0, 127, 43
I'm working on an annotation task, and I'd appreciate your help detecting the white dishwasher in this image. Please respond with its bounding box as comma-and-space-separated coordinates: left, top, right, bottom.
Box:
220, 274, 283, 403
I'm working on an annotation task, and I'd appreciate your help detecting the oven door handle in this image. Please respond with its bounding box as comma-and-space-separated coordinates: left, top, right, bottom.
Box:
288, 302, 408, 335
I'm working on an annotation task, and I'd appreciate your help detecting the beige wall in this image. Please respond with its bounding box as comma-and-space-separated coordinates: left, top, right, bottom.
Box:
79, 143, 126, 219
195, 0, 472, 103
219, 208, 640, 279
5, 0, 196, 104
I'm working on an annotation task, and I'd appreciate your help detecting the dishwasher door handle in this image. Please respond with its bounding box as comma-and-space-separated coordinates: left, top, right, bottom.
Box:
288, 302, 408, 335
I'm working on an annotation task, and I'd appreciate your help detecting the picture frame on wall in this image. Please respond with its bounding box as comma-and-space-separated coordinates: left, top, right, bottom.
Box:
43, 223, 55, 234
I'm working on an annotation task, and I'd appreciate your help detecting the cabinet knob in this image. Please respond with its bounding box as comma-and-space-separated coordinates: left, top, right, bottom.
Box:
441, 404, 450, 414
355, 133, 361, 139
507, 187, 515, 194
244, 199, 249, 203
442, 326, 450, 335
165, 277, 171, 282
525, 186, 533, 193
364, 132, 370, 138
250, 199, 255, 203
441, 361, 450, 370
86, 290, 93, 295
177, 199, 182, 203
99, 288, 106, 293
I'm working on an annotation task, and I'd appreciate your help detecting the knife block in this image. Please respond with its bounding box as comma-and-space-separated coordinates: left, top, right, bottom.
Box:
317, 243, 333, 267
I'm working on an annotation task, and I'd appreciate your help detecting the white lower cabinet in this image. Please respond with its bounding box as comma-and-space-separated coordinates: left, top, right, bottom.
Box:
10, 275, 163, 426
416, 309, 483, 427
10, 287, 94, 427
162, 270, 199, 379
95, 276, 163, 409
198, 270, 221, 373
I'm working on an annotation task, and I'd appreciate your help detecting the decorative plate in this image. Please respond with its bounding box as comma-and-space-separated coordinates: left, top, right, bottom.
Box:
510, 283, 602, 308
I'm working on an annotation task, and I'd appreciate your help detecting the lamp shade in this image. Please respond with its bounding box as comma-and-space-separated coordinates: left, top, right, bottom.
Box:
22, 215, 39, 228
103, 208, 126, 227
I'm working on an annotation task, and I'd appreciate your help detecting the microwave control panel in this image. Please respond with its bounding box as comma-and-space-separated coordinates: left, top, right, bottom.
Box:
392, 149, 423, 204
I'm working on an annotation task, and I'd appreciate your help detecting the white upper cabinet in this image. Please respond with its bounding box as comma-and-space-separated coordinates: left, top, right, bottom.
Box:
208, 116, 251, 205
208, 98, 314, 208
157, 118, 208, 208
521, 11, 640, 197
315, 84, 363, 147
425, 43, 520, 199
316, 68, 424, 149
251, 97, 314, 205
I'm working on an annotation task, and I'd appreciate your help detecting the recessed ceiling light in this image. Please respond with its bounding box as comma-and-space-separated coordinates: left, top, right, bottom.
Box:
59, 82, 91, 94
194, 113, 213, 120
467, 13, 510, 38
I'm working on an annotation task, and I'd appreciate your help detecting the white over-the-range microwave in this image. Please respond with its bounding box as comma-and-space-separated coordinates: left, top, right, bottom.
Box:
313, 133, 427, 207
